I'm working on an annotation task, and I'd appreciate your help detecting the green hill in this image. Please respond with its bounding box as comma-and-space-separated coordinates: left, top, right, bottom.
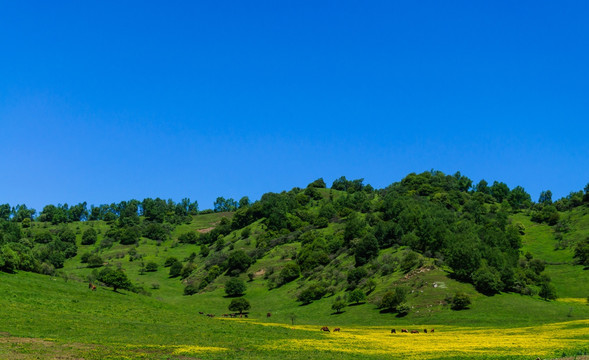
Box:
1, 171, 588, 359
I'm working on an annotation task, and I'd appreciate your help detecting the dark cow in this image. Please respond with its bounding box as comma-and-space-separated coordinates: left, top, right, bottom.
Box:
244, 314, 248, 318
267, 312, 272, 318
431, 329, 435, 333
424, 329, 428, 333
333, 328, 340, 332
401, 329, 408, 333
391, 329, 396, 334
88, 283, 93, 289
410, 330, 419, 334
320, 326, 330, 332
199, 312, 204, 315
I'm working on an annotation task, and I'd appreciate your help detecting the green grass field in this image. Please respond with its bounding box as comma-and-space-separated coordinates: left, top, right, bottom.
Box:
2, 208, 589, 359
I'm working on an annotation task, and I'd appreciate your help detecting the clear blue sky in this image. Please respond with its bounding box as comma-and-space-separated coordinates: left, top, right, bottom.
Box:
1, 1, 588, 211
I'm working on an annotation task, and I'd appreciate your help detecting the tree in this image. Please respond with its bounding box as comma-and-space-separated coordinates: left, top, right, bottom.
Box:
169, 260, 183, 278
451, 292, 471, 310
308, 178, 326, 188
98, 267, 131, 292
538, 190, 553, 205
539, 281, 557, 301
145, 262, 158, 272
225, 277, 246, 297
82, 228, 98, 245
348, 289, 366, 304
87, 254, 104, 268
278, 262, 300, 285
238, 196, 250, 209
228, 297, 250, 314
226, 250, 253, 274
379, 287, 408, 312
490, 181, 510, 203
472, 264, 503, 295
331, 299, 347, 314
354, 234, 379, 266
573, 238, 589, 267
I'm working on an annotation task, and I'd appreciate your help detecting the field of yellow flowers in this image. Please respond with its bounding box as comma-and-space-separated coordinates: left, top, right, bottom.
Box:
247, 319, 589, 359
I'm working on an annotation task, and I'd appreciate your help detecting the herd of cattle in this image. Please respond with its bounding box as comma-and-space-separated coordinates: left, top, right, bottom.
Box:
320, 327, 435, 334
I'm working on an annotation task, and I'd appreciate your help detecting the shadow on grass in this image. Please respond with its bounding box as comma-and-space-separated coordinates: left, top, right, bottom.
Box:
330, 311, 346, 315
348, 302, 365, 306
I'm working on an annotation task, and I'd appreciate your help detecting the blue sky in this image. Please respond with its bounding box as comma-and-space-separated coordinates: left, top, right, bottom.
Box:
1, 1, 588, 211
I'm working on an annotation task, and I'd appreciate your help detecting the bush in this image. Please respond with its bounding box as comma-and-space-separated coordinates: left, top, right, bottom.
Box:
87, 255, 104, 268
226, 250, 253, 274
81, 228, 98, 245
180, 262, 196, 279
145, 262, 158, 272
396, 303, 410, 316
539, 281, 558, 301
278, 262, 300, 285
348, 288, 366, 304
297, 284, 327, 304
169, 261, 183, 278
164, 257, 179, 267
379, 287, 407, 312
331, 299, 347, 313
98, 267, 132, 292
228, 297, 250, 314
451, 292, 471, 310
184, 283, 198, 296
178, 231, 198, 244
225, 277, 246, 297
473, 265, 503, 295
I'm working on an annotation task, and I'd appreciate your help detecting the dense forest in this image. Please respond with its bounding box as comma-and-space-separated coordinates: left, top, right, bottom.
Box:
1, 171, 588, 309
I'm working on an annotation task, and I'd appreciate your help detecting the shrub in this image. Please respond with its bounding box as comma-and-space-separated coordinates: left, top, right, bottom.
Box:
451, 292, 471, 310
228, 297, 250, 314
87, 255, 104, 268
180, 262, 196, 279
278, 262, 300, 285
331, 299, 347, 313
379, 287, 407, 312
164, 257, 179, 267
396, 303, 410, 316
184, 283, 198, 296
225, 277, 246, 297
226, 250, 253, 274
297, 284, 327, 304
348, 288, 366, 304
539, 281, 558, 301
145, 262, 158, 272
169, 261, 183, 278
81, 228, 98, 245
178, 231, 198, 244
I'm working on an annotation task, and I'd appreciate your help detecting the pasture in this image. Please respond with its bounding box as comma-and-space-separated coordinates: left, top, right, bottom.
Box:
1, 271, 588, 360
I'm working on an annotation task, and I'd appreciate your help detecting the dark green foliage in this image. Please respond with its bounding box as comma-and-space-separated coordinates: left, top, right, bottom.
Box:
225, 277, 246, 297
200, 245, 210, 258
451, 292, 471, 310
143, 222, 169, 241
531, 205, 560, 225
81, 228, 98, 245
344, 212, 365, 244
348, 288, 366, 304
178, 231, 198, 244
164, 257, 179, 267
214, 197, 238, 212
169, 260, 183, 278
473, 263, 503, 295
226, 250, 253, 274
574, 238, 589, 267
379, 287, 407, 312
278, 262, 300, 285
58, 228, 76, 244
87, 255, 104, 268
145, 262, 158, 272
539, 281, 558, 301
354, 234, 379, 266
34, 230, 53, 244
183, 283, 198, 295
98, 267, 132, 292
180, 262, 196, 279
331, 299, 347, 313
400, 251, 421, 273
228, 297, 250, 314
308, 178, 326, 188
119, 227, 141, 245
297, 284, 327, 304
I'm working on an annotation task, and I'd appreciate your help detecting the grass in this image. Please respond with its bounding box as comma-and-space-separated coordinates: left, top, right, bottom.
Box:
2, 209, 589, 359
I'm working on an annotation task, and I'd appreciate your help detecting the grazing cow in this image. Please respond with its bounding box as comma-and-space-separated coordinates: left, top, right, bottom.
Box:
244, 314, 248, 318
320, 326, 330, 332
424, 329, 428, 333
391, 329, 396, 334
410, 330, 419, 334
88, 283, 93, 289
199, 312, 204, 315
267, 312, 272, 318
91, 285, 96, 291
401, 329, 408, 333
430, 329, 435, 333
333, 328, 340, 332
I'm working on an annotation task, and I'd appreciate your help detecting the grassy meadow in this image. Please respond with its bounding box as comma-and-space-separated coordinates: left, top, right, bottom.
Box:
2, 195, 589, 359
